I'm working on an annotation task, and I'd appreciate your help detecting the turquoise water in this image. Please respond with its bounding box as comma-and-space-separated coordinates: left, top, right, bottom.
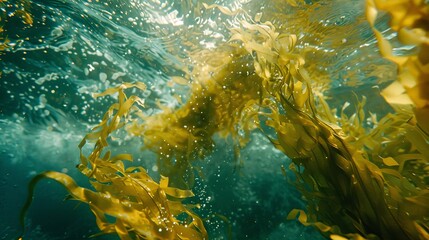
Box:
0, 0, 400, 239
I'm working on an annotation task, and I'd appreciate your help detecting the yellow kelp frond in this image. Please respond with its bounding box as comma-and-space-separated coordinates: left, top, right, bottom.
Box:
127, 44, 266, 188
19, 83, 207, 240
266, 91, 429, 240
20, 171, 206, 240
366, 0, 429, 133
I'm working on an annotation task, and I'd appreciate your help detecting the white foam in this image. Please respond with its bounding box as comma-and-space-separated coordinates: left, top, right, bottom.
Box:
112, 72, 126, 80
99, 72, 107, 82
35, 73, 60, 85
51, 26, 63, 38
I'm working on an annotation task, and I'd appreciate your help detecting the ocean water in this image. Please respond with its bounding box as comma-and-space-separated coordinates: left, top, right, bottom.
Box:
0, 0, 404, 239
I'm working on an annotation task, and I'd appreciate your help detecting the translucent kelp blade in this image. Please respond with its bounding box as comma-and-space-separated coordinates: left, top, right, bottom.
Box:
366, 0, 429, 134
19, 171, 206, 239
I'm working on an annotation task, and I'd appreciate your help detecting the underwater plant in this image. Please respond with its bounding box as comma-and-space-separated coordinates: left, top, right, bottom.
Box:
19, 83, 207, 239
17, 0, 428, 240
366, 0, 429, 134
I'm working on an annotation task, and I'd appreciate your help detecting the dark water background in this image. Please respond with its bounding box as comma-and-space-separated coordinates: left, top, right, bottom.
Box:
0, 0, 401, 239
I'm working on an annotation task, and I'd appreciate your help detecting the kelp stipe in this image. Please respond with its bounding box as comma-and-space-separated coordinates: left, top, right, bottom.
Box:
18, 83, 208, 240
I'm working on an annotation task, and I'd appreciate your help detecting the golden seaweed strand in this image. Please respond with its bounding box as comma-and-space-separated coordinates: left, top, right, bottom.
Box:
19, 84, 207, 239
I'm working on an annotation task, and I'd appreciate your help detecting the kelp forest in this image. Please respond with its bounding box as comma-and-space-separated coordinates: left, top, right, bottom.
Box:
1, 0, 428, 239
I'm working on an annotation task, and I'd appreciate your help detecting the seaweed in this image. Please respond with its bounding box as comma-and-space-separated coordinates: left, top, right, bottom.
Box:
280, 94, 429, 240
176, 4, 428, 239
366, 0, 429, 133
127, 44, 265, 188
19, 83, 207, 240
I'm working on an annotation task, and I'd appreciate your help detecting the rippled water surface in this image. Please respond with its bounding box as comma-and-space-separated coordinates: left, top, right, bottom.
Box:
1, 0, 401, 239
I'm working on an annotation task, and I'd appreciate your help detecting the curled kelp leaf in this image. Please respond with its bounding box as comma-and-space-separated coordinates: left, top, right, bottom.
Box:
19, 84, 207, 240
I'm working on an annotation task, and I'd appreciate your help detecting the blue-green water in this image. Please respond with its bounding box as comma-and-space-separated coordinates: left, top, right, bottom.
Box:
0, 0, 399, 239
